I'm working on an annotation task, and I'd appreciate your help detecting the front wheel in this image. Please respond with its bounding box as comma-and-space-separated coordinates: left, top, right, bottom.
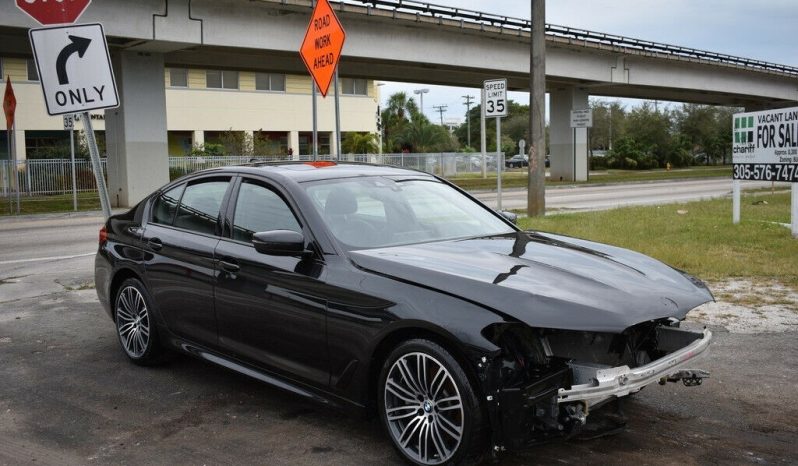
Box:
114, 278, 162, 365
378, 339, 487, 465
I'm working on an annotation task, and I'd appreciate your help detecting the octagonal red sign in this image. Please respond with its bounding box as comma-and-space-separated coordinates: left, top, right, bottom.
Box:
16, 0, 92, 26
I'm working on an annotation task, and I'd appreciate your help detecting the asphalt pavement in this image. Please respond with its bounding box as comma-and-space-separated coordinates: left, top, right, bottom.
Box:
0, 256, 796, 465
1, 179, 796, 464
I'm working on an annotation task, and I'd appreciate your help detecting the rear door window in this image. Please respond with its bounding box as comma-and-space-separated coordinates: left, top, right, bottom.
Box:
173, 179, 230, 235
150, 184, 185, 225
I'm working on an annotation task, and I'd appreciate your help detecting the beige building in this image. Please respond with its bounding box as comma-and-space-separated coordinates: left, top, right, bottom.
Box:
1, 57, 379, 160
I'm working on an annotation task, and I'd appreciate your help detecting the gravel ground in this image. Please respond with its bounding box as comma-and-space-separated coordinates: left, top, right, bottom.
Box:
1, 262, 797, 465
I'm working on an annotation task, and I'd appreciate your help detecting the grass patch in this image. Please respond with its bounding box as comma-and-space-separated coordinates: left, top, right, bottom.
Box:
450, 166, 731, 191
0, 193, 101, 216
518, 192, 798, 287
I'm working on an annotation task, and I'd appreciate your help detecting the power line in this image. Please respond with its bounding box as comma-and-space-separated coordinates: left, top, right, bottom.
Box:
462, 95, 475, 148
433, 104, 448, 125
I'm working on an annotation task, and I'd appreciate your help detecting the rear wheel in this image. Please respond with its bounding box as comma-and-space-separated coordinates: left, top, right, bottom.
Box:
378, 339, 486, 465
114, 278, 161, 365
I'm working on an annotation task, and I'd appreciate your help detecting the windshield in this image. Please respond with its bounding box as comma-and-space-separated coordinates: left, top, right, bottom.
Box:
303, 177, 515, 249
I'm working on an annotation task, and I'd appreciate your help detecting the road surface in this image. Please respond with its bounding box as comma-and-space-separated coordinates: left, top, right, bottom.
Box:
1, 179, 796, 465
475, 178, 781, 211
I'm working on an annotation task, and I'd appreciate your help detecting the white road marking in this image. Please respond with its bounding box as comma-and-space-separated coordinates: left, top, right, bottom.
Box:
0, 252, 95, 266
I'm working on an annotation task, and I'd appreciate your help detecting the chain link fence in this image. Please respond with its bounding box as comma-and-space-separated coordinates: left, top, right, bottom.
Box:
1, 153, 503, 197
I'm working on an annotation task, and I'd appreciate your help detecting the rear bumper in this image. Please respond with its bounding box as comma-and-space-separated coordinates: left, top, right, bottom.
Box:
558, 328, 712, 406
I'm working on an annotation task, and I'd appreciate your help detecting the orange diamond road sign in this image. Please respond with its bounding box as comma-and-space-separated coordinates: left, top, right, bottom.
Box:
3, 77, 16, 131
299, 0, 346, 97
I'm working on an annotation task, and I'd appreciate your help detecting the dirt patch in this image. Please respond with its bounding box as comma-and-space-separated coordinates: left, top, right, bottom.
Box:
687, 279, 798, 333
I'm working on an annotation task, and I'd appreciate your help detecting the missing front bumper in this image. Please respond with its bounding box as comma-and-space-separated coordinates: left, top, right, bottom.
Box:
558, 327, 712, 406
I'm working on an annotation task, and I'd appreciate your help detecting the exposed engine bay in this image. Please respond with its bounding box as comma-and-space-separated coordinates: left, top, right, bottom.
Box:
480, 318, 711, 450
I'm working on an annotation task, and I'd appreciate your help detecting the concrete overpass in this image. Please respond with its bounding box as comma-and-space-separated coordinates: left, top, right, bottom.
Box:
1, 0, 796, 205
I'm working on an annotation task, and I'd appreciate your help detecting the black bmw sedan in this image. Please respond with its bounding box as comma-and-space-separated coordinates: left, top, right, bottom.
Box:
95, 162, 713, 465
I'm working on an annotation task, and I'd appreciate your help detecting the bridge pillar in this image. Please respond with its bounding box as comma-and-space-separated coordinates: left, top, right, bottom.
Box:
105, 51, 170, 208
549, 87, 589, 182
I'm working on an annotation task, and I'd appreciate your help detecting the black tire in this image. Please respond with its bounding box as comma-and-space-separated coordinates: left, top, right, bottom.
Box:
378, 339, 487, 466
114, 278, 162, 366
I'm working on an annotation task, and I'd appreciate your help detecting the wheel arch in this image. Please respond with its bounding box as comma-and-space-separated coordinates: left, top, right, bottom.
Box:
108, 268, 143, 322
366, 322, 489, 412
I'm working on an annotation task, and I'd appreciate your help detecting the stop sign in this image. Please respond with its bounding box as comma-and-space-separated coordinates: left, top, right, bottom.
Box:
16, 0, 92, 26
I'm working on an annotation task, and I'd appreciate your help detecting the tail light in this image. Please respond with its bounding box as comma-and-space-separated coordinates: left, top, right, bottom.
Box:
99, 226, 108, 245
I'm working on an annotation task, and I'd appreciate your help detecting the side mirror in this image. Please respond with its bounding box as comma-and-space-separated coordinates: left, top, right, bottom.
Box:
499, 210, 518, 225
252, 230, 306, 256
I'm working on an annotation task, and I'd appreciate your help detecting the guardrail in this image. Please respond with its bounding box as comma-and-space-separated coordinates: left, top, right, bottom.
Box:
1, 154, 504, 197
333, 0, 798, 76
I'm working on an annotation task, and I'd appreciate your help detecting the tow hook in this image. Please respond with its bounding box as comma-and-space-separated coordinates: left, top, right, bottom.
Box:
564, 403, 587, 426
659, 369, 710, 387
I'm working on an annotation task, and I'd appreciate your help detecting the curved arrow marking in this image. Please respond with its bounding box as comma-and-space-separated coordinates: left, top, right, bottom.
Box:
56, 35, 92, 85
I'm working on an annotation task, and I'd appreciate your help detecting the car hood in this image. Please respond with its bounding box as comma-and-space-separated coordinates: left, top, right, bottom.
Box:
349, 231, 713, 333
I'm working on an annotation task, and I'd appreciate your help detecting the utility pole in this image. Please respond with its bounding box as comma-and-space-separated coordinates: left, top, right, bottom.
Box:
527, 0, 546, 216
462, 95, 475, 148
608, 106, 613, 151
433, 104, 447, 126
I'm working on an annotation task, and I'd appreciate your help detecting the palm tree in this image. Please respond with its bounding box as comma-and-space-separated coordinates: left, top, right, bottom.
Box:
399, 118, 448, 153
381, 92, 420, 152
342, 132, 378, 154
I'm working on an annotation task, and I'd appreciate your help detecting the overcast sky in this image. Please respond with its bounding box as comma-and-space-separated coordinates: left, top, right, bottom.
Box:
378, 0, 798, 123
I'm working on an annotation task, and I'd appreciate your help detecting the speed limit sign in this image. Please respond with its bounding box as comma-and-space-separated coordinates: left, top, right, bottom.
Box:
63, 114, 76, 130
483, 78, 508, 118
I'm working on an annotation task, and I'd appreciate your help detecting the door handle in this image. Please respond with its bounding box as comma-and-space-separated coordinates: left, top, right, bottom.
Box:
147, 237, 163, 251
219, 259, 240, 273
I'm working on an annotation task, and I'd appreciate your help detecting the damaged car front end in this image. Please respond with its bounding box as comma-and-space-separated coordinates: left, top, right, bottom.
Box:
352, 229, 716, 457
479, 319, 711, 452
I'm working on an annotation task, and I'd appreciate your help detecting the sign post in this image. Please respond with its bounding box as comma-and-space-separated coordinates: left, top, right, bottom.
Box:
484, 78, 508, 210
570, 109, 593, 181
29, 22, 118, 218
63, 114, 77, 211
731, 107, 798, 238
300, 0, 346, 161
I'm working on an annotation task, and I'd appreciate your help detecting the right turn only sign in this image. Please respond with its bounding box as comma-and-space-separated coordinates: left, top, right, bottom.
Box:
29, 23, 119, 116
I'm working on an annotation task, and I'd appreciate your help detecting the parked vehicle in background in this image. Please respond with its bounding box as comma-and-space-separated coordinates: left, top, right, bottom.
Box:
95, 162, 713, 465
506, 154, 528, 168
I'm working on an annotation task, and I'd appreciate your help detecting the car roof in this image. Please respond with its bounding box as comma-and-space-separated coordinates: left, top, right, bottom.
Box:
190, 161, 437, 183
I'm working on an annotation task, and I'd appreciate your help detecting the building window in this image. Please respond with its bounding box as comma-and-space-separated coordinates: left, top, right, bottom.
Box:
255, 73, 286, 92
27, 59, 39, 81
169, 68, 188, 87
206, 70, 239, 90
342, 78, 367, 96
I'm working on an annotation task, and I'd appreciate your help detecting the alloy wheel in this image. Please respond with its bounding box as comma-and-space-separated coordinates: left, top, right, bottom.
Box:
116, 286, 151, 358
384, 352, 464, 465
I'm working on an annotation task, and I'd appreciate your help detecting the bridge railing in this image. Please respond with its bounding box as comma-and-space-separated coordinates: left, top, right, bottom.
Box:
334, 0, 798, 76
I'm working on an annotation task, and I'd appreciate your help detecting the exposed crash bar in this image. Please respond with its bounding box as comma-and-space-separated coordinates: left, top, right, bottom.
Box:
558, 328, 712, 405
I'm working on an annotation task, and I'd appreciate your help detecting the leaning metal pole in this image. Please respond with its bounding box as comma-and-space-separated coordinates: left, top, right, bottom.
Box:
82, 112, 112, 219
527, 0, 546, 216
